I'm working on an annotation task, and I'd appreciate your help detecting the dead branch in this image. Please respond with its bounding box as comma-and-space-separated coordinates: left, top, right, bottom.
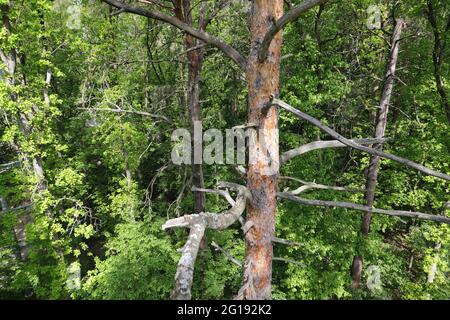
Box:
101, 0, 247, 71
259, 0, 330, 61
281, 176, 363, 194
78, 107, 173, 124
162, 182, 249, 299
273, 257, 305, 267
0, 161, 20, 173
281, 138, 386, 164
192, 186, 235, 206
211, 241, 242, 267
269, 98, 450, 181
272, 237, 304, 247
277, 192, 450, 225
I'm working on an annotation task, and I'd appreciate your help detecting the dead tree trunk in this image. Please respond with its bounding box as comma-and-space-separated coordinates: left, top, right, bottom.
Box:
242, 0, 283, 300
351, 19, 405, 290
174, 0, 206, 214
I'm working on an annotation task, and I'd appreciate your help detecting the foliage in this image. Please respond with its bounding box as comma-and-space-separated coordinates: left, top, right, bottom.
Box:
0, 0, 449, 300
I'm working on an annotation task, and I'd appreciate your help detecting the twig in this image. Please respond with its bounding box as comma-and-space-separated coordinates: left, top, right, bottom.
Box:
211, 241, 242, 267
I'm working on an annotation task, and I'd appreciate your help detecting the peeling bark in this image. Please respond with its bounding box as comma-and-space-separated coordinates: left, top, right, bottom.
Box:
243, 0, 283, 300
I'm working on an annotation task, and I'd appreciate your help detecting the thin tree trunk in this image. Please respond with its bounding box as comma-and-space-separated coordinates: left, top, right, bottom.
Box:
174, 0, 206, 214
187, 36, 205, 214
351, 19, 405, 290
242, 0, 283, 300
426, 1, 450, 125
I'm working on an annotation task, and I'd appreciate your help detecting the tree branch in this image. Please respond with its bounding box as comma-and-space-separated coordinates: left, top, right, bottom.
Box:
281, 176, 363, 195
162, 182, 249, 299
277, 192, 450, 225
0, 161, 20, 169
272, 237, 304, 247
191, 186, 235, 206
201, 0, 231, 29
273, 257, 305, 267
259, 0, 330, 61
281, 138, 386, 164
101, 0, 247, 70
268, 98, 450, 181
211, 241, 242, 267
78, 107, 173, 124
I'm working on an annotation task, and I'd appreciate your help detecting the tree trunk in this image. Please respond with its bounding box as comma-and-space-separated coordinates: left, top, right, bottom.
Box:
243, 0, 283, 300
426, 0, 450, 126
187, 37, 205, 214
351, 19, 405, 290
175, 0, 206, 214
1, 6, 50, 261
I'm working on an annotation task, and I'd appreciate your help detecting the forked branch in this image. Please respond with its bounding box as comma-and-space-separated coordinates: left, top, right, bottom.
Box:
162, 182, 249, 299
259, 0, 330, 61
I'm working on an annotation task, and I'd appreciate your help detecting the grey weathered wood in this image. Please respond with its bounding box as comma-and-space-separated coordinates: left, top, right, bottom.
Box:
269, 98, 450, 181
278, 192, 450, 225
281, 138, 386, 164
162, 183, 249, 300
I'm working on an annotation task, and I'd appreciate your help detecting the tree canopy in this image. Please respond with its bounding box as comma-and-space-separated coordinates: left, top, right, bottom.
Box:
0, 0, 449, 300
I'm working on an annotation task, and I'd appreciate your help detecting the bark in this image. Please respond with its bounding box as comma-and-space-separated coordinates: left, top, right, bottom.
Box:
184, 0, 206, 214
352, 19, 405, 289
171, 223, 206, 299
172, 0, 206, 214
243, 0, 283, 300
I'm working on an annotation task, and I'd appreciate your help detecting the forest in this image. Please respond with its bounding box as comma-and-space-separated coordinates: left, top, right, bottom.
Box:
0, 0, 449, 300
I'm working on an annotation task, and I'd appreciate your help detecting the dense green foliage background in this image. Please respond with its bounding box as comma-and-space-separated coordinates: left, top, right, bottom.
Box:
0, 0, 449, 299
